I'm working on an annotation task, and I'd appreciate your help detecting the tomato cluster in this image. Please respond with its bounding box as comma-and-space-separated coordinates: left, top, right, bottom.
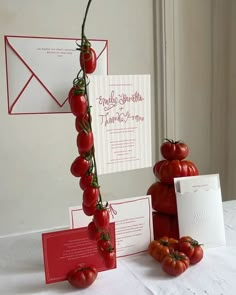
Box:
148, 235, 204, 276
67, 30, 115, 289
147, 139, 199, 240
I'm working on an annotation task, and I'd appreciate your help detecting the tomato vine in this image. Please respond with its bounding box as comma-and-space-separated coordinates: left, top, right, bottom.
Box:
68, 0, 115, 269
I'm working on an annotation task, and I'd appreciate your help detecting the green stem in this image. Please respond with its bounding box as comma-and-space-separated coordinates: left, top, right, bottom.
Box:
80, 0, 103, 204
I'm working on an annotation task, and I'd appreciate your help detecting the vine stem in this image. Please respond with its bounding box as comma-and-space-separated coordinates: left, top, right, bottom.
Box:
80, 0, 103, 204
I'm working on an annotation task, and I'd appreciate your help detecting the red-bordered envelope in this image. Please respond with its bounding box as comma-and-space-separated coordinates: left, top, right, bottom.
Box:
4, 35, 108, 115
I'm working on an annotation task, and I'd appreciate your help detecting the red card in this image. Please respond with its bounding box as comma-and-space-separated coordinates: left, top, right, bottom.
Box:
42, 223, 116, 284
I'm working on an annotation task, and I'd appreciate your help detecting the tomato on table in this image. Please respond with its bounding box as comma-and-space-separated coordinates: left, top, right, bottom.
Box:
178, 236, 204, 264
67, 265, 97, 289
148, 236, 179, 263
162, 251, 190, 276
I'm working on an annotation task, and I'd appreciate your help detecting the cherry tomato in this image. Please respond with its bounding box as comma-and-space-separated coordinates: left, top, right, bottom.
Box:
160, 139, 189, 160
82, 202, 97, 216
79, 173, 94, 190
97, 236, 113, 253
80, 46, 97, 74
178, 236, 204, 264
83, 186, 99, 207
102, 249, 116, 269
67, 265, 97, 289
70, 93, 88, 117
68, 85, 85, 104
162, 251, 190, 276
70, 156, 90, 177
93, 208, 110, 230
153, 159, 199, 185
77, 131, 94, 154
87, 221, 101, 241
75, 113, 91, 133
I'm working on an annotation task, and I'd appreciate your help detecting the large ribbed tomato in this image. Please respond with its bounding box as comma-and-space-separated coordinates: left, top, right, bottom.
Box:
147, 181, 177, 215
153, 160, 199, 185
161, 139, 189, 160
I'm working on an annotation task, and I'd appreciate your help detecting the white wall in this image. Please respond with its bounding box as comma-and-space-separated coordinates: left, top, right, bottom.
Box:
0, 0, 156, 235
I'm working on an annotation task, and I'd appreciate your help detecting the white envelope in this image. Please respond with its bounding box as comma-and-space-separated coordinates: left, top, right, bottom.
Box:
4, 35, 108, 114
174, 174, 226, 248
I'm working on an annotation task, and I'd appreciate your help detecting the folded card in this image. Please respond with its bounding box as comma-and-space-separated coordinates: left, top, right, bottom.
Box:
174, 174, 226, 248
42, 223, 116, 284
5, 35, 108, 114
69, 195, 153, 257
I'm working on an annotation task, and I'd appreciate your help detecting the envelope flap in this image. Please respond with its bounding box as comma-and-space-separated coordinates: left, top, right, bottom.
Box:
5, 36, 108, 106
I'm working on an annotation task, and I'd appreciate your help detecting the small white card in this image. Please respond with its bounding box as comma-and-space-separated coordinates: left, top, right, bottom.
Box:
89, 75, 152, 175
69, 195, 153, 257
174, 174, 226, 248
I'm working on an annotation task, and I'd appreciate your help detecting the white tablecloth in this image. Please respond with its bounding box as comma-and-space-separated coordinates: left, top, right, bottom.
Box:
1, 200, 236, 295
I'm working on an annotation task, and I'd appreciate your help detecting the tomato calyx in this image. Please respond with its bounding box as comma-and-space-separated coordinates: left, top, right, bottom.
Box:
168, 251, 188, 261
163, 138, 184, 145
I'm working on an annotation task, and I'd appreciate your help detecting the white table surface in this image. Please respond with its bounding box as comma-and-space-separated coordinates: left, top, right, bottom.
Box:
1, 200, 236, 295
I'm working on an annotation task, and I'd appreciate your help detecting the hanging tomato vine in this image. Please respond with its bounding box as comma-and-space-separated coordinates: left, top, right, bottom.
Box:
68, 0, 115, 271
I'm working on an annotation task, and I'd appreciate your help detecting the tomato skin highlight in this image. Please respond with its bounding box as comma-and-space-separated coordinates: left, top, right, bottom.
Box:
67, 266, 97, 289
161, 139, 189, 160
80, 46, 97, 74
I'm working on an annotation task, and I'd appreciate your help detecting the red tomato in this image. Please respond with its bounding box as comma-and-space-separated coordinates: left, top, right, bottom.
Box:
162, 251, 190, 276
75, 113, 91, 133
83, 186, 99, 207
82, 202, 97, 216
93, 208, 110, 230
70, 93, 88, 117
152, 212, 179, 240
87, 221, 101, 241
80, 46, 97, 74
153, 159, 199, 185
178, 236, 204, 264
148, 236, 179, 263
102, 249, 116, 269
67, 265, 97, 289
147, 181, 177, 215
161, 139, 189, 160
77, 131, 94, 154
97, 238, 112, 253
79, 173, 94, 190
70, 156, 90, 177
68, 85, 85, 104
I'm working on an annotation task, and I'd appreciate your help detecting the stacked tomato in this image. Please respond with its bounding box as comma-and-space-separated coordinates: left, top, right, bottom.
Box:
67, 36, 115, 289
147, 139, 199, 240
148, 235, 204, 276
